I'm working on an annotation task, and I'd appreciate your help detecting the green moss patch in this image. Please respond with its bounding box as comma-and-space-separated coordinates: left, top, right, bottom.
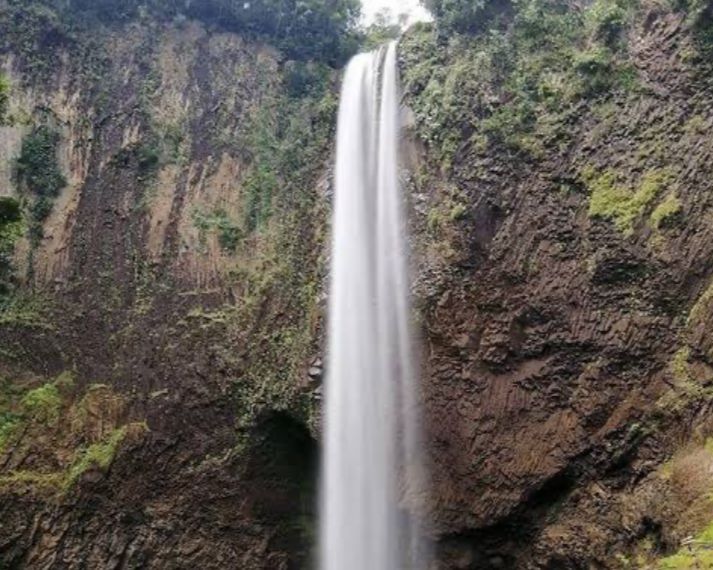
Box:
0, 426, 131, 493
659, 522, 713, 568
586, 168, 673, 235
0, 373, 146, 495
650, 194, 682, 229
20, 382, 62, 423
63, 426, 128, 490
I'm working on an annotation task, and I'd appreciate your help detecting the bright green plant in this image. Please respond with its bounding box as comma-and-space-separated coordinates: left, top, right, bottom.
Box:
585, 0, 631, 45
574, 46, 614, 94
20, 382, 62, 423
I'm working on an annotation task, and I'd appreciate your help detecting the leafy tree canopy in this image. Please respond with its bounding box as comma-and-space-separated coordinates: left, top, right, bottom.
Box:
421, 0, 512, 33
9, 0, 362, 65
422, 0, 713, 35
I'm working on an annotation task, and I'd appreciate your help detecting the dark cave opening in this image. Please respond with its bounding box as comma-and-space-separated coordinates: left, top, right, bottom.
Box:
245, 411, 319, 567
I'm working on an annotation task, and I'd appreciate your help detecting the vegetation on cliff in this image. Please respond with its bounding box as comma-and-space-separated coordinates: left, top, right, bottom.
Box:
16, 124, 66, 244
1, 0, 361, 65
0, 72, 8, 122
401, 0, 713, 567
401, 0, 643, 167
0, 197, 22, 297
0, 373, 146, 493
585, 168, 673, 236
0, 7, 334, 562
0, 75, 20, 297
0, 0, 712, 567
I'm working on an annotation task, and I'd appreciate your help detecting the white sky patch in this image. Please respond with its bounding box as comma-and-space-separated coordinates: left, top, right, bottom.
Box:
360, 0, 432, 26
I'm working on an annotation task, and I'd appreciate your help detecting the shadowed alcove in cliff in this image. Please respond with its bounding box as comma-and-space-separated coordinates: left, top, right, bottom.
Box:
244, 411, 319, 565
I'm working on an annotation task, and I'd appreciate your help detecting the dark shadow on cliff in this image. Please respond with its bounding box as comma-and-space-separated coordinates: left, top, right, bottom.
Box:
244, 411, 319, 569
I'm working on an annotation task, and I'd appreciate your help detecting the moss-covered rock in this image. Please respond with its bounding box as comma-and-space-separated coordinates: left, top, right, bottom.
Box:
586, 168, 673, 236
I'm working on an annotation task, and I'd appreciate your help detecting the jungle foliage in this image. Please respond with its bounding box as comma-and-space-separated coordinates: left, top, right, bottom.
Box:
401, 0, 645, 165
422, 0, 513, 33
9, 0, 362, 65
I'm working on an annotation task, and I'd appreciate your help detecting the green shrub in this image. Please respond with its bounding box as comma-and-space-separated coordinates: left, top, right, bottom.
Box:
0, 412, 21, 453
192, 208, 243, 252
30, 196, 54, 222
17, 125, 66, 198
244, 163, 278, 232
282, 61, 330, 100
585, 0, 630, 46
136, 142, 160, 173
0, 197, 23, 297
481, 99, 538, 152
0, 197, 21, 225
16, 125, 67, 247
20, 382, 62, 423
574, 47, 614, 94
64, 426, 127, 488
53, 371, 75, 392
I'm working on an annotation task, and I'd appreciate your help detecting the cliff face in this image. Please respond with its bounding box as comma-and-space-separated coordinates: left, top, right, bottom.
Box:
0, 5, 332, 568
1, 0, 713, 569
401, 1, 713, 567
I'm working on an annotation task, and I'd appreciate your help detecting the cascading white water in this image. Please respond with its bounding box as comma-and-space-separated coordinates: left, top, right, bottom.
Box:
320, 42, 427, 570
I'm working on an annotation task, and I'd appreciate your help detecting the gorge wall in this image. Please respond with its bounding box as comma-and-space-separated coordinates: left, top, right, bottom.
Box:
0, 3, 335, 567
1, 0, 713, 568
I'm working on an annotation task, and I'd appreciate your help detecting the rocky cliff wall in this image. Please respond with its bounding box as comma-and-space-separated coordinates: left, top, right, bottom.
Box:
402, 1, 713, 567
0, 5, 334, 567
2, 1, 713, 569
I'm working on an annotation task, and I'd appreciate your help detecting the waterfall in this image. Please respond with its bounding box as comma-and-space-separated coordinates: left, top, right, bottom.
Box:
320, 42, 428, 570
